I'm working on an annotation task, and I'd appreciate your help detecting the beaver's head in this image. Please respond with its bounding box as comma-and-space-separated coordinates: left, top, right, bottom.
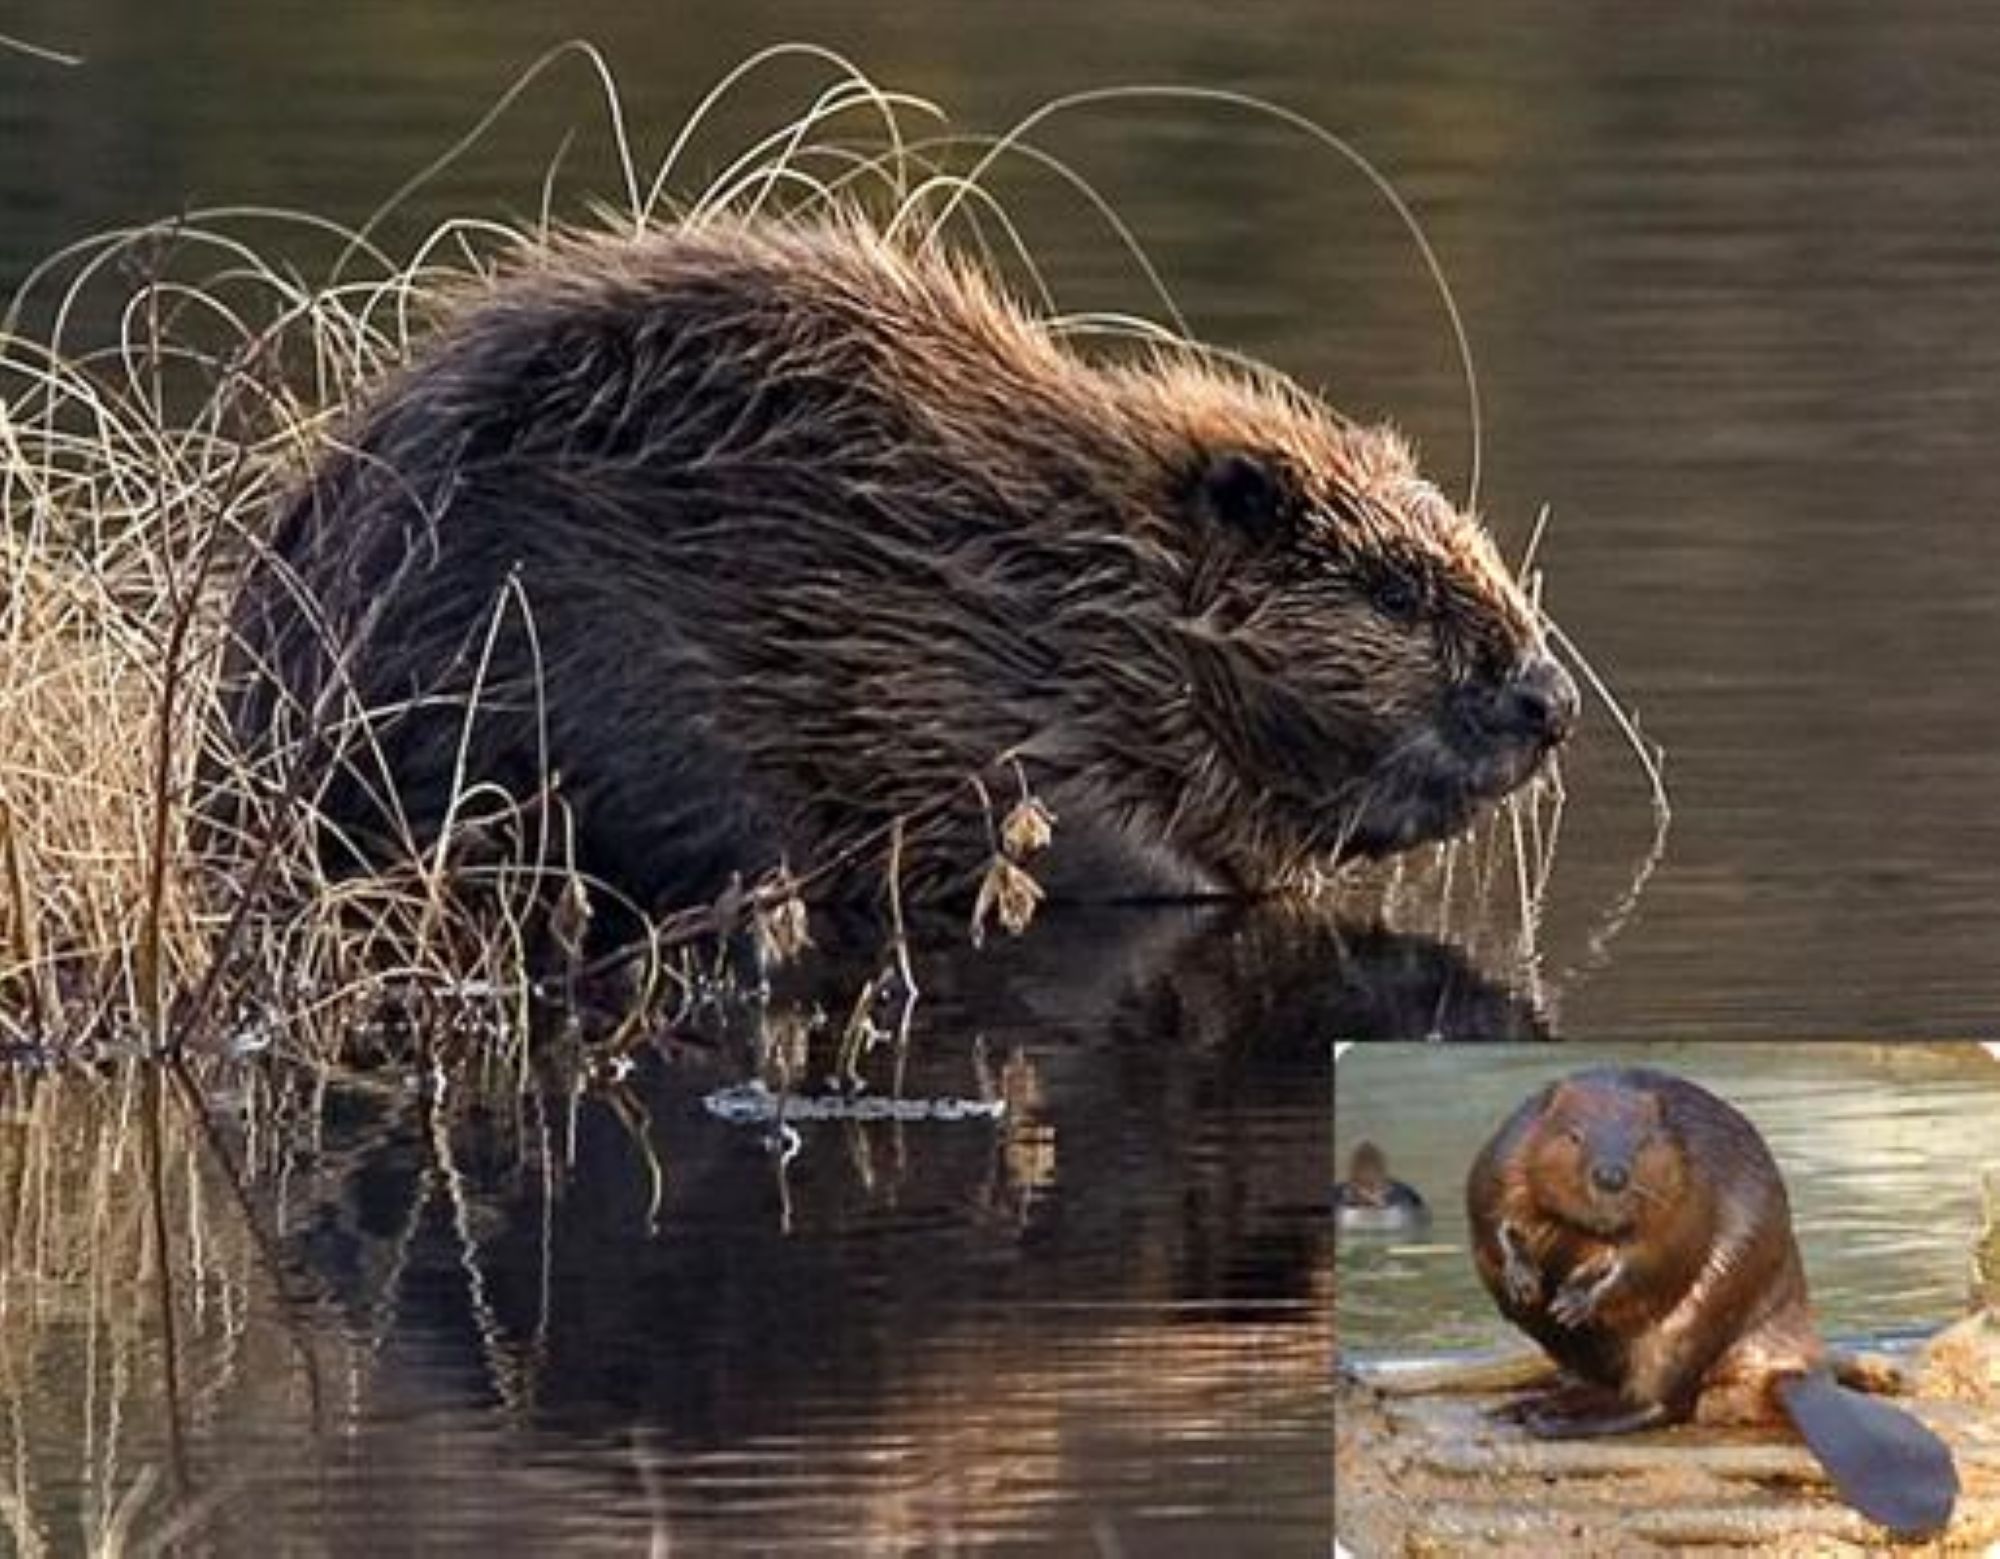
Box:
1094, 360, 1576, 889
1524, 1076, 1685, 1239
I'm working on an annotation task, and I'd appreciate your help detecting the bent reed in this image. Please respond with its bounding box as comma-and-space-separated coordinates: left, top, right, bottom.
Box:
0, 48, 1645, 1060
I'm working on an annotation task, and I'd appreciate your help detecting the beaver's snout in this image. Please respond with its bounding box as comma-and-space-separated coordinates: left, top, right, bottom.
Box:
1457, 654, 1579, 754
1572, 1157, 1645, 1234
1334, 649, 1576, 859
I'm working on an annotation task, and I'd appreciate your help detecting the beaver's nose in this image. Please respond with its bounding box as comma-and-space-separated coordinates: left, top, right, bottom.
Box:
1486, 654, 1579, 748
1590, 1162, 1630, 1195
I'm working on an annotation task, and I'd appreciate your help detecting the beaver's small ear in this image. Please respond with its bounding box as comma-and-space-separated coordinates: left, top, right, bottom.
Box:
1191, 449, 1298, 544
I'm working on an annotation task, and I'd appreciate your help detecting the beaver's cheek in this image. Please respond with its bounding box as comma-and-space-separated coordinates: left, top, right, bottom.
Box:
1232, 680, 1379, 787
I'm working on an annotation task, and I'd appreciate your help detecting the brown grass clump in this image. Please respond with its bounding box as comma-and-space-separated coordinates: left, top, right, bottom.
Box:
0, 329, 242, 1047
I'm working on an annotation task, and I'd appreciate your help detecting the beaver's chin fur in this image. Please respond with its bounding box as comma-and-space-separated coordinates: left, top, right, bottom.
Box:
1232, 720, 1554, 876
1339, 732, 1554, 858
1540, 1188, 1646, 1240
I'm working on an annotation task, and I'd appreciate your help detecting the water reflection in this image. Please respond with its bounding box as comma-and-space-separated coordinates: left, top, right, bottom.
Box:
0, 909, 1354, 1553
744, 902, 1550, 1047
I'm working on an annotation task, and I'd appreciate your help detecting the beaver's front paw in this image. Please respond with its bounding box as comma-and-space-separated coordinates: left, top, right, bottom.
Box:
1497, 1222, 1542, 1307
1549, 1254, 1623, 1327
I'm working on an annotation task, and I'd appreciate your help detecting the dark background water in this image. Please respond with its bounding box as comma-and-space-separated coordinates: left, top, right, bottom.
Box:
7, 0, 2000, 1035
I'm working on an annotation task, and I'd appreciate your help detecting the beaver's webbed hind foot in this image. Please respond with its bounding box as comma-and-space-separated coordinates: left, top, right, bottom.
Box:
1491, 1382, 1674, 1439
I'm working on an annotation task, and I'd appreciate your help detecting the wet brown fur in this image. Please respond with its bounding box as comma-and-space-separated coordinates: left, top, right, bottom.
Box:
220, 213, 1566, 913
1468, 1069, 1820, 1427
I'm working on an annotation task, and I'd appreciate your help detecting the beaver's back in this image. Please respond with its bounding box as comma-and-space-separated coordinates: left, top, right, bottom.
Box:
220, 222, 1113, 906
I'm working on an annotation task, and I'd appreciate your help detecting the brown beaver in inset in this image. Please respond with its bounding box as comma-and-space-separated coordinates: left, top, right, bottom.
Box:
1467, 1067, 1958, 1540
218, 214, 1575, 914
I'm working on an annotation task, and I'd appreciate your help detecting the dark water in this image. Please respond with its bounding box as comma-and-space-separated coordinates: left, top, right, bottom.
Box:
1335, 1043, 1999, 1354
1, 913, 1328, 1556
6, 2, 2000, 1553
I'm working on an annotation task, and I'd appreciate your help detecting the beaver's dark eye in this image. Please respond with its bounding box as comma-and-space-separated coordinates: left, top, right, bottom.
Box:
1371, 573, 1424, 625
1193, 449, 1295, 544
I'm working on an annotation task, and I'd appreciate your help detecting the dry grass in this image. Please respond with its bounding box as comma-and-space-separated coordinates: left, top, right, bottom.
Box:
0, 45, 1666, 1063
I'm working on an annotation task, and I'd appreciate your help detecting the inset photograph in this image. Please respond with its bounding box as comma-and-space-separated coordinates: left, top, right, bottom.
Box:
1334, 1043, 1999, 1554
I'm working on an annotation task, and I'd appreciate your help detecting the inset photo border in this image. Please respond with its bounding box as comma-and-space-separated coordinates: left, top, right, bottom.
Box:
1333, 1042, 2000, 1554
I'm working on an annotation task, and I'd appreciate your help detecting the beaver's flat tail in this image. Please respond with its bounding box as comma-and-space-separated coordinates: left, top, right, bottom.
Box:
1775, 1370, 1957, 1538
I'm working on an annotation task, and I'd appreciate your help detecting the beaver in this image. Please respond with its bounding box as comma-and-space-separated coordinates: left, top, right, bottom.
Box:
1334, 1141, 1430, 1233
1466, 1067, 1959, 1539
218, 214, 1576, 914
